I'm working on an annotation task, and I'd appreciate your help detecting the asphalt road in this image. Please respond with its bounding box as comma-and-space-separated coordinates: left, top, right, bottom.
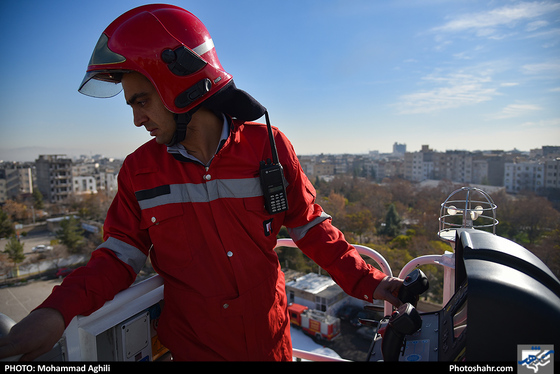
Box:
0, 225, 55, 256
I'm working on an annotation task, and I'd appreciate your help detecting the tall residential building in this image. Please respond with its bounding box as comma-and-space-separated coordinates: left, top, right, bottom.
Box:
403, 146, 506, 186
392, 142, 406, 156
0, 167, 19, 203
36, 154, 73, 203
404, 145, 434, 182
504, 161, 545, 193
0, 163, 34, 203
543, 158, 560, 190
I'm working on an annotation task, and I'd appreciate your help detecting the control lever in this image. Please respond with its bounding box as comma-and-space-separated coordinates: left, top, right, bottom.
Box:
381, 303, 422, 361
398, 268, 429, 307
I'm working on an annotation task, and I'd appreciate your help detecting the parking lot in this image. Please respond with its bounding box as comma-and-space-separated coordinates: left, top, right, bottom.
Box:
1, 225, 75, 324
0, 277, 63, 323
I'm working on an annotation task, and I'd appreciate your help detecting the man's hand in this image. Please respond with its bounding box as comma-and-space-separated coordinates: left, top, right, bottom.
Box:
0, 308, 65, 361
373, 276, 403, 307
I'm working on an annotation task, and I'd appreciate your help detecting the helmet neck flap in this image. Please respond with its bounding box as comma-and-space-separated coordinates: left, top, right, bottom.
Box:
168, 79, 267, 146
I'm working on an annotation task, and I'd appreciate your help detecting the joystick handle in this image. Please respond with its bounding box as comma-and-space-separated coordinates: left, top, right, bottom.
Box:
398, 268, 429, 307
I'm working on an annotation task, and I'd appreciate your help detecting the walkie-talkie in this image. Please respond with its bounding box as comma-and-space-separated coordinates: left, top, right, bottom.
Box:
260, 112, 289, 215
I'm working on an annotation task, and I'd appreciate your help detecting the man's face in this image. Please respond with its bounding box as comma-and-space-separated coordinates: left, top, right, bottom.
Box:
121, 72, 176, 145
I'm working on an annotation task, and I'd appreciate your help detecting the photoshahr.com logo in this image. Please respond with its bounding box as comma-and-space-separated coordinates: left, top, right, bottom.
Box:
518, 345, 554, 374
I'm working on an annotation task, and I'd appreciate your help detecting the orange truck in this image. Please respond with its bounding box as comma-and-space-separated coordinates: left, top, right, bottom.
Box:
288, 303, 341, 341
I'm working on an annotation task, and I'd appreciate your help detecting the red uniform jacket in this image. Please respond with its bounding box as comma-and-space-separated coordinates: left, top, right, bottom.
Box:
38, 119, 386, 361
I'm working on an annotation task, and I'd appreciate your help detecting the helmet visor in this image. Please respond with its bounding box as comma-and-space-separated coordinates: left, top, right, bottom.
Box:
78, 33, 129, 97
79, 70, 129, 98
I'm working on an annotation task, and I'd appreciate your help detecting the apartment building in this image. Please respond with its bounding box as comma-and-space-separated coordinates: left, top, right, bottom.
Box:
73, 176, 98, 195
0, 166, 20, 203
0, 163, 34, 203
544, 158, 560, 190
71, 162, 118, 195
299, 153, 403, 181
0, 177, 6, 204
404, 147, 431, 182
1, 155, 121, 205
403, 146, 512, 187
432, 151, 474, 183
504, 162, 545, 193
36, 155, 74, 203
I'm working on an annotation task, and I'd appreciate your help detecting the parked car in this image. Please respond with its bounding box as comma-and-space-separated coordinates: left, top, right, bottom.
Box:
32, 244, 53, 253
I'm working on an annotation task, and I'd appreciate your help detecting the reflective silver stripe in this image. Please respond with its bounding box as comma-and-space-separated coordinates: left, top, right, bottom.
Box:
192, 38, 214, 56
97, 237, 147, 274
288, 212, 331, 242
137, 177, 263, 210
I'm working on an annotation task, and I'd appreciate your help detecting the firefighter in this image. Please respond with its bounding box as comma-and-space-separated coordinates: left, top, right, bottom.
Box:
0, 4, 403, 361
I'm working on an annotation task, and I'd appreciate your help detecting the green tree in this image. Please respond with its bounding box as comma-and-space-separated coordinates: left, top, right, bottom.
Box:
3, 200, 29, 222
382, 203, 401, 237
345, 206, 373, 243
318, 192, 347, 229
56, 216, 85, 253
366, 243, 413, 276
0, 209, 15, 238
32, 188, 44, 210
3, 236, 25, 267
511, 194, 560, 244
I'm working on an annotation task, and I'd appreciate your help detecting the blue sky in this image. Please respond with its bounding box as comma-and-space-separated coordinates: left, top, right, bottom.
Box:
0, 0, 559, 161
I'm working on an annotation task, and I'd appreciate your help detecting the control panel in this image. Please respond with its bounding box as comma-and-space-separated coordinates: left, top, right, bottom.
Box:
367, 280, 468, 362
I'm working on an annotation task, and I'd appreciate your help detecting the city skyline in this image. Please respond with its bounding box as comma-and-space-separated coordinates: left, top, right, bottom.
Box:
1, 1, 559, 162
2, 143, 557, 165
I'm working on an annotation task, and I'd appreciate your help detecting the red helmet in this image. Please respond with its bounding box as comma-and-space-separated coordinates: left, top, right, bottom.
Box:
79, 4, 232, 114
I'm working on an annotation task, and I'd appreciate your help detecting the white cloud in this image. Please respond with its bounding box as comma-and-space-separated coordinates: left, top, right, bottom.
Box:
520, 117, 560, 127
488, 103, 542, 119
453, 51, 473, 60
523, 27, 560, 44
432, 1, 560, 39
396, 72, 498, 114
522, 61, 560, 77
526, 20, 549, 32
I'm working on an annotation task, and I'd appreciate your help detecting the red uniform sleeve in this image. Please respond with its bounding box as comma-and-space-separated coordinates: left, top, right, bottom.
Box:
35, 249, 137, 327
35, 160, 147, 327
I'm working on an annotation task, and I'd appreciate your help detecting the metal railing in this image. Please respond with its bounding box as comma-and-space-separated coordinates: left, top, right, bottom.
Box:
24, 237, 454, 362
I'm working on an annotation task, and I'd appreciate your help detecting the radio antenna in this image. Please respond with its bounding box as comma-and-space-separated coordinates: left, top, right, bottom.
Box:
265, 111, 279, 165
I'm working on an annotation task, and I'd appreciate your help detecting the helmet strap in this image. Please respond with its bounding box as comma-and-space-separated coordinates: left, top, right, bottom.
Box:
167, 108, 197, 147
